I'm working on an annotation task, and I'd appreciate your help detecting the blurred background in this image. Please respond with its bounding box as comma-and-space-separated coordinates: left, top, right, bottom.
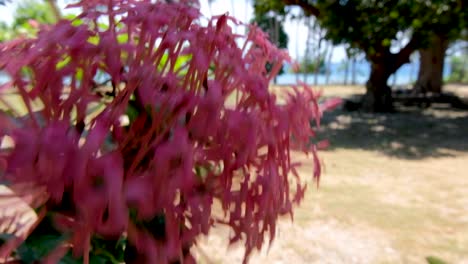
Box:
0, 0, 467, 263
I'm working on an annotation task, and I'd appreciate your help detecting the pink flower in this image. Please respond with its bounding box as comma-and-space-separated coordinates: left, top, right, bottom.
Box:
320, 97, 343, 112
0, 0, 337, 262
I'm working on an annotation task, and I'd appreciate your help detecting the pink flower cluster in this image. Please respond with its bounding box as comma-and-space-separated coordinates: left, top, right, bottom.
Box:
0, 0, 340, 263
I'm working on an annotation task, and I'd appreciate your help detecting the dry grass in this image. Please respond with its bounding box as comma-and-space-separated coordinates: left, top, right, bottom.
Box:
195, 84, 468, 264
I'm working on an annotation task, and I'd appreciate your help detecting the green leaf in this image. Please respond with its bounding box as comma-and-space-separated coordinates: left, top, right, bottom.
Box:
195, 165, 209, 180
390, 11, 399, 19
97, 22, 109, 31
64, 15, 83, 27
126, 103, 139, 124
90, 236, 126, 263
90, 250, 121, 264
56, 56, 72, 70
75, 68, 84, 81
17, 233, 67, 263
382, 39, 391, 47
412, 19, 422, 29
117, 33, 128, 44
158, 53, 192, 73
59, 251, 82, 264
426, 256, 447, 264
174, 54, 191, 71
88, 35, 100, 45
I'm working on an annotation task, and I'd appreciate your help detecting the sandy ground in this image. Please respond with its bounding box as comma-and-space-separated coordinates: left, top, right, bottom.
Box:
194, 84, 468, 264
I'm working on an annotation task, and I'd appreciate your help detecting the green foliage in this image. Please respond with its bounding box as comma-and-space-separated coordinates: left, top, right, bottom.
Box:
315, 0, 464, 55
412, 0, 467, 42
254, 0, 467, 58
296, 56, 325, 74
0, 21, 13, 42
0, 0, 58, 41
426, 256, 448, 264
316, 0, 415, 53
89, 236, 126, 263
448, 54, 468, 83
253, 0, 288, 17
13, 0, 57, 29
12, 216, 127, 263
14, 216, 68, 263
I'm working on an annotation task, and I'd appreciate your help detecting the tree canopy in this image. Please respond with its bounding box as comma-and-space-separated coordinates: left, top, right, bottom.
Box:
0, 0, 58, 41
12, 0, 57, 30
256, 0, 465, 67
253, 0, 467, 111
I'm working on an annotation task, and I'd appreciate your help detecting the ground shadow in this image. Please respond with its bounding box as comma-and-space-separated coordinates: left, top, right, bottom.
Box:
317, 104, 468, 159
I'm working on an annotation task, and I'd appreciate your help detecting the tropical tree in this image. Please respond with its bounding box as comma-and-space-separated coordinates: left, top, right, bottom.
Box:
0, 21, 12, 42
448, 51, 468, 83
414, 3, 467, 94
324, 42, 334, 85
254, 0, 466, 112
12, 0, 58, 29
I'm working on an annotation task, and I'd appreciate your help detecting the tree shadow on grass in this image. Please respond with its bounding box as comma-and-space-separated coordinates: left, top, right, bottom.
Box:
317, 104, 468, 159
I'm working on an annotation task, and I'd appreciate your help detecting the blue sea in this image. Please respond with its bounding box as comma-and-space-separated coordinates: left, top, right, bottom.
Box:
0, 60, 452, 87
275, 60, 452, 86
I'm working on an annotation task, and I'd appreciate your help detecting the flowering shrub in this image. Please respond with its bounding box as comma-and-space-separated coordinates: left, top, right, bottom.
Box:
0, 0, 340, 263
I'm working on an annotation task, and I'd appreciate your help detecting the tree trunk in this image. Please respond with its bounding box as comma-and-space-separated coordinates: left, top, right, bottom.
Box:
343, 59, 349, 85
295, 16, 301, 83
351, 57, 357, 85
362, 62, 393, 112
414, 34, 449, 94
273, 17, 279, 85
360, 35, 420, 112
325, 45, 333, 85
303, 17, 313, 84
314, 34, 322, 86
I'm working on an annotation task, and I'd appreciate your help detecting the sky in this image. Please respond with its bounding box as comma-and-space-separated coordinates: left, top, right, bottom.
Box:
0, 0, 348, 63
199, 0, 346, 62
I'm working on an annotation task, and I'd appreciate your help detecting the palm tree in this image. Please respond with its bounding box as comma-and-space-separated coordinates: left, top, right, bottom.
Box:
295, 15, 301, 82
303, 16, 313, 84
325, 43, 334, 85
